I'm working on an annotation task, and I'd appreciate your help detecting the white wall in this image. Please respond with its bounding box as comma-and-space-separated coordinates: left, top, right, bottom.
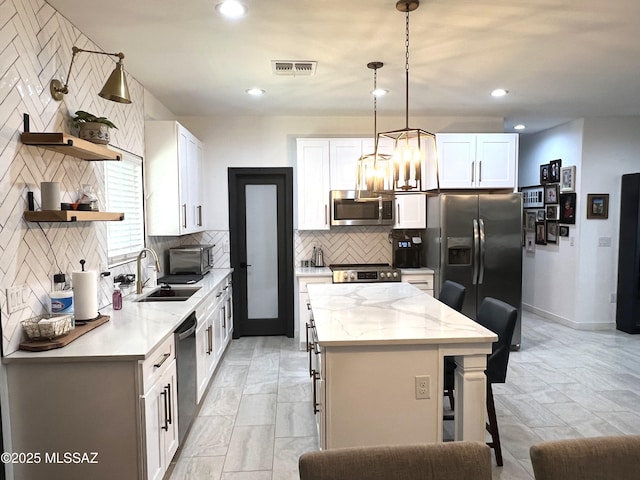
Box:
576, 117, 640, 326
177, 115, 504, 230
519, 117, 640, 329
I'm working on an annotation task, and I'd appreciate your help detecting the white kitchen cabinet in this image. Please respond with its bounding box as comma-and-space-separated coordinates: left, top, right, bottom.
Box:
401, 269, 434, 297
196, 296, 217, 403
430, 133, 518, 190
296, 272, 332, 350
5, 334, 180, 480
297, 139, 331, 230
222, 277, 234, 346
329, 139, 364, 190
145, 121, 205, 235
143, 357, 179, 480
394, 194, 426, 229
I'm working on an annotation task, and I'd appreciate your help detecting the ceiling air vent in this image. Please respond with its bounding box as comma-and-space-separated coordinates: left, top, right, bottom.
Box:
272, 61, 317, 76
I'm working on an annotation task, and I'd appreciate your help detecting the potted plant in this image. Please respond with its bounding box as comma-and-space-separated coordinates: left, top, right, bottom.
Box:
71, 110, 118, 145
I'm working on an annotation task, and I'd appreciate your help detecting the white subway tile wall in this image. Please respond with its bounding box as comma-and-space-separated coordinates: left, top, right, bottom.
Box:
0, 0, 144, 354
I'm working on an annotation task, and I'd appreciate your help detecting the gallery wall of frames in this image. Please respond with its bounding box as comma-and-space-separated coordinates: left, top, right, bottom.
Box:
521, 159, 611, 252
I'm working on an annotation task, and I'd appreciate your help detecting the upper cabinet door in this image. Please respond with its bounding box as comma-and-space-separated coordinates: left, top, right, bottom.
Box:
297, 139, 331, 230
435, 134, 476, 189
394, 194, 426, 229
329, 139, 363, 191
475, 134, 518, 189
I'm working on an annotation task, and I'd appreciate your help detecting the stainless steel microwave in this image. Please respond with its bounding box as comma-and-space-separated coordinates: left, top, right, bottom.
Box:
169, 245, 214, 274
330, 190, 395, 226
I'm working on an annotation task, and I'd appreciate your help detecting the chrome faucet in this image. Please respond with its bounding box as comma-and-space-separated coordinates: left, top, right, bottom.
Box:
136, 248, 161, 294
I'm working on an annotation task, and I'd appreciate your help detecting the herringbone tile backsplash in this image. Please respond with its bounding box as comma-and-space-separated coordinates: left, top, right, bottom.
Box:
0, 0, 144, 354
296, 227, 392, 266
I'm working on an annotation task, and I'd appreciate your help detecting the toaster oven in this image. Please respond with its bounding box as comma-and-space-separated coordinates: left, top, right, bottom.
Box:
169, 245, 214, 275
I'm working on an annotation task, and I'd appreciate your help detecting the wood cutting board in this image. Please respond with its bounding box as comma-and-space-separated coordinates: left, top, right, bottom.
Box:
19, 315, 110, 352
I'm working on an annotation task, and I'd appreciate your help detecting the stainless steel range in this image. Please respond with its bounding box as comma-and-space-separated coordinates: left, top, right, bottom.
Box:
330, 263, 401, 283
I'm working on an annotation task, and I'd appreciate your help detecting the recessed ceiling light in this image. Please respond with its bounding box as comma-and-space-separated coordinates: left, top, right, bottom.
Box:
491, 88, 508, 97
216, 1, 247, 18
371, 88, 388, 97
514, 124, 526, 130
246, 88, 265, 96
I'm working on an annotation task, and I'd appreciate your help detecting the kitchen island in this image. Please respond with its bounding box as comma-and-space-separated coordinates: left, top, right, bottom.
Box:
2, 268, 233, 480
307, 282, 497, 449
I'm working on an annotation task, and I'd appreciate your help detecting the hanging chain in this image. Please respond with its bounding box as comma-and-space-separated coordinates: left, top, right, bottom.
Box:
404, 10, 410, 128
373, 66, 378, 141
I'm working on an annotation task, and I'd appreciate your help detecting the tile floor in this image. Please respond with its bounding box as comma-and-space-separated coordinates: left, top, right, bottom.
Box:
168, 310, 640, 479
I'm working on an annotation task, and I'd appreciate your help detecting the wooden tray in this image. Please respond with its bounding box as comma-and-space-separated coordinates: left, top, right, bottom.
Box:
19, 315, 110, 352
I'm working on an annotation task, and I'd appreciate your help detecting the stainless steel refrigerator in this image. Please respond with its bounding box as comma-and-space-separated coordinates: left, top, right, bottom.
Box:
425, 193, 523, 348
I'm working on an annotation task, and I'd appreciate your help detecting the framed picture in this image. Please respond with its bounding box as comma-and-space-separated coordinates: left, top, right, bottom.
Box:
587, 193, 609, 219
559, 225, 570, 237
559, 192, 576, 224
560, 165, 576, 192
540, 164, 550, 184
535, 222, 546, 245
525, 232, 535, 252
544, 184, 559, 204
546, 204, 559, 220
525, 211, 536, 232
546, 221, 558, 244
536, 209, 546, 222
522, 185, 545, 208
549, 159, 562, 183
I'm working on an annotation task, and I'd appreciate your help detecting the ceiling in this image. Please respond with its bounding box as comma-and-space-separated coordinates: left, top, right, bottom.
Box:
48, 0, 640, 134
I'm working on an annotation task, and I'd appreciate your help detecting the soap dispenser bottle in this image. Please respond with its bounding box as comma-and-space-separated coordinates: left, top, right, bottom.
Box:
112, 283, 123, 310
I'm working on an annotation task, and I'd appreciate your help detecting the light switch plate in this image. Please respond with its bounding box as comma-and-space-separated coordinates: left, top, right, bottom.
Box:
6, 284, 29, 313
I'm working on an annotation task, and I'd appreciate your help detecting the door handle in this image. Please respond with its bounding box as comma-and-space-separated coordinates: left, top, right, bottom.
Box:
478, 219, 486, 284
472, 219, 479, 285
240, 262, 252, 268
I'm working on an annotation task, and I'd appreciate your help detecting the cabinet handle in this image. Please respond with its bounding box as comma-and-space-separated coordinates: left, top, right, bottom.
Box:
222, 305, 226, 328
166, 384, 173, 425
312, 371, 320, 414
397, 204, 401, 224
197, 205, 203, 226
478, 161, 482, 183
471, 161, 475, 183
160, 388, 169, 431
324, 204, 328, 226
206, 326, 213, 354
306, 301, 311, 310
153, 352, 171, 369
216, 291, 223, 298
182, 204, 187, 229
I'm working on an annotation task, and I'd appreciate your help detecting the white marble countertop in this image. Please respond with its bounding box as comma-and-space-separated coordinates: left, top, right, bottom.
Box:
4, 269, 233, 363
400, 267, 434, 274
307, 282, 496, 347
295, 266, 332, 276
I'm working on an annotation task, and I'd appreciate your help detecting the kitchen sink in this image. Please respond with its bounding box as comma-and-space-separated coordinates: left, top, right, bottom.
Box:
135, 286, 201, 302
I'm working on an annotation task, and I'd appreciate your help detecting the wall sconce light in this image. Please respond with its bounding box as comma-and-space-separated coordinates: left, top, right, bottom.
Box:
50, 46, 132, 104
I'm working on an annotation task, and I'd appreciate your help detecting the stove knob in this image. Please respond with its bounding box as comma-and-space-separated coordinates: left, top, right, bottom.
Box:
350, 273, 356, 280
342, 272, 348, 280
392, 272, 398, 278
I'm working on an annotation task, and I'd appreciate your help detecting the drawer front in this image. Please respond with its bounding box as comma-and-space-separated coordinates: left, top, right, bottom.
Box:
142, 335, 175, 392
404, 274, 433, 291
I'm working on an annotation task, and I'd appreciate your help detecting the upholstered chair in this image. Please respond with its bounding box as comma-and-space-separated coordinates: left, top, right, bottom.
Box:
530, 435, 640, 480
439, 280, 466, 409
443, 297, 517, 467
299, 442, 492, 480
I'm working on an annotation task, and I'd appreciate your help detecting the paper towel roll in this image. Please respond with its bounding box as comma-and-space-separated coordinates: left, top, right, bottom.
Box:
41, 182, 61, 211
72, 270, 98, 320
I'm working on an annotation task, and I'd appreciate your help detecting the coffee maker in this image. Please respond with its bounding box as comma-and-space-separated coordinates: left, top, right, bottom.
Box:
391, 230, 423, 268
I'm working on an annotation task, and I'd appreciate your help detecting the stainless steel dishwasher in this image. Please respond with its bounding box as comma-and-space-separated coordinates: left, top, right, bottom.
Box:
175, 312, 197, 444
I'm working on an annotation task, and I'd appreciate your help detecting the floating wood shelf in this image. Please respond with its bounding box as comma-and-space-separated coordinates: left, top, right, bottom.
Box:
20, 133, 121, 161
24, 211, 125, 222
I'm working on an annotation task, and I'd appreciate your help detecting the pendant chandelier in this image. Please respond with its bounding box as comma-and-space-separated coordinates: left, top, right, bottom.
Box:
377, 0, 439, 192
356, 61, 394, 200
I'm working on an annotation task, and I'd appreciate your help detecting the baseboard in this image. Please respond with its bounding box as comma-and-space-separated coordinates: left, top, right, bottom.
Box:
522, 303, 614, 331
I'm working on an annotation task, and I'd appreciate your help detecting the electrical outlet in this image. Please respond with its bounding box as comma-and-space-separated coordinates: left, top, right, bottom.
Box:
415, 375, 431, 400
223, 240, 230, 253
6, 284, 29, 313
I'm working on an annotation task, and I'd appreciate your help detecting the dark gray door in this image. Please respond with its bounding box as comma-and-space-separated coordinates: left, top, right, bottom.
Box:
228, 168, 294, 337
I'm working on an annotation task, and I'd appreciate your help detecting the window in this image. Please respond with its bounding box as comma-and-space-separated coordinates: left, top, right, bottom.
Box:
105, 148, 145, 266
